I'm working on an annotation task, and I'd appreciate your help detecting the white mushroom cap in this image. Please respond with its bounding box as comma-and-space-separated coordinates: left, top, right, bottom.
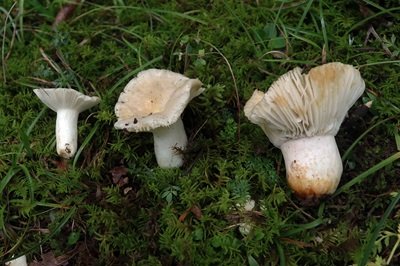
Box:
114, 69, 204, 132
34, 88, 100, 112
34, 88, 100, 159
5, 255, 27, 266
244, 62, 365, 148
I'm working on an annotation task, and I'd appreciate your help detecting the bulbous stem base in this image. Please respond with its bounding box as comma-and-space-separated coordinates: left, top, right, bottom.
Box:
280, 135, 343, 199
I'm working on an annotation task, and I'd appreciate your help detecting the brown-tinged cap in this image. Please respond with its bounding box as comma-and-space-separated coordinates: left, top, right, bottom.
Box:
244, 62, 365, 147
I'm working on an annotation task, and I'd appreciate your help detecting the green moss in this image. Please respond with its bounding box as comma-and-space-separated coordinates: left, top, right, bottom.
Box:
1, 0, 400, 265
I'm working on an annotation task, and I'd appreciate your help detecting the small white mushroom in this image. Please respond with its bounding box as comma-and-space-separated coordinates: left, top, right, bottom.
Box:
34, 88, 100, 159
244, 62, 365, 199
114, 69, 204, 168
5, 255, 27, 266
237, 198, 255, 235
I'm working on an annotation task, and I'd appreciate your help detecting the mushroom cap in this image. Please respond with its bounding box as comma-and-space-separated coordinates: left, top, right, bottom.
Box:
114, 69, 204, 132
244, 62, 365, 147
5, 255, 27, 266
34, 88, 100, 112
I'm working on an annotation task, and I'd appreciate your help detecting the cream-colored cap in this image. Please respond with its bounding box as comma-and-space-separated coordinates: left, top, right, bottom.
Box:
114, 69, 204, 132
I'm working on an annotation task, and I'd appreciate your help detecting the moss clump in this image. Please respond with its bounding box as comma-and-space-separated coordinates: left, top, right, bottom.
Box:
1, 0, 400, 265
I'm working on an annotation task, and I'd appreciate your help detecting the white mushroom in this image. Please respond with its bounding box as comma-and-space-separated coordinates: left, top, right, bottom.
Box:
34, 88, 100, 159
237, 198, 255, 235
244, 62, 365, 199
5, 255, 27, 266
114, 69, 204, 168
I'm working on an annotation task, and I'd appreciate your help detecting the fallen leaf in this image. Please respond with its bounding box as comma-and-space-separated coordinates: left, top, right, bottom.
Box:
53, 0, 81, 28
110, 166, 128, 178
50, 158, 68, 171
179, 205, 202, 222
190, 205, 202, 219
29, 251, 69, 266
178, 208, 191, 222
110, 166, 129, 185
358, 3, 374, 17
123, 187, 133, 195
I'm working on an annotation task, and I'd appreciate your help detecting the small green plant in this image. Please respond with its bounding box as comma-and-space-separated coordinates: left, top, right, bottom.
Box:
374, 224, 400, 265
161, 185, 180, 204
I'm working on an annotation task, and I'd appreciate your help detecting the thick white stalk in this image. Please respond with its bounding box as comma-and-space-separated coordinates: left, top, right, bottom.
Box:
56, 109, 79, 159
280, 135, 343, 199
152, 118, 188, 168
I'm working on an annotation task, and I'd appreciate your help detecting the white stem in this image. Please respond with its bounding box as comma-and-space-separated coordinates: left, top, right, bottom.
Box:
280, 135, 343, 199
56, 109, 79, 159
152, 118, 188, 168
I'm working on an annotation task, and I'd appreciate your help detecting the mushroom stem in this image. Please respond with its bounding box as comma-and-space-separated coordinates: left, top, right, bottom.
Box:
152, 118, 188, 168
56, 109, 79, 159
280, 135, 343, 199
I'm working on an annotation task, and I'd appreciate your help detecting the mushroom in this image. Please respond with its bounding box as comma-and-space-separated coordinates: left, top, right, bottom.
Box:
34, 88, 100, 159
244, 62, 365, 199
5, 255, 27, 266
238, 198, 255, 235
114, 69, 204, 168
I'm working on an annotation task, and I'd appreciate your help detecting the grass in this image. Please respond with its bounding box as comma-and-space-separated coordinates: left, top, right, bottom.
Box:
1, 0, 400, 265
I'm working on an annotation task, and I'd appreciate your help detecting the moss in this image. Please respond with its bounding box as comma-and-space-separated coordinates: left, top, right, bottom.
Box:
1, 0, 400, 265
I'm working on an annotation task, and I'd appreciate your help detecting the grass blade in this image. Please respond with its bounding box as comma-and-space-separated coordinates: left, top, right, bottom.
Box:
0, 167, 21, 195
282, 218, 325, 236
18, 0, 24, 41
358, 60, 400, 68
18, 206, 77, 257
295, 0, 314, 34
358, 192, 400, 266
335, 152, 400, 196
275, 240, 286, 266
72, 121, 100, 169
344, 7, 400, 37
395, 128, 400, 151
319, 1, 328, 58
342, 116, 396, 161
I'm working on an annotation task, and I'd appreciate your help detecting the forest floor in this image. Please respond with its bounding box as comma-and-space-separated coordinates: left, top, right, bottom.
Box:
1, 1, 400, 265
